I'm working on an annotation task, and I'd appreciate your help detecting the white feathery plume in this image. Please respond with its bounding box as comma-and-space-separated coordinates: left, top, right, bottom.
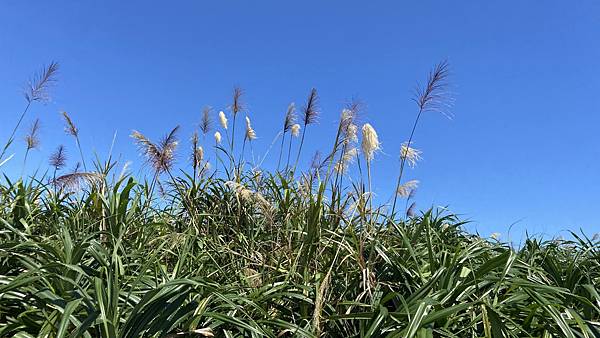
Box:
346, 123, 358, 143
193, 146, 204, 168
361, 123, 380, 162
214, 131, 222, 144
334, 147, 358, 174
225, 181, 271, 211
400, 142, 422, 168
219, 111, 228, 130
245, 116, 256, 140
397, 179, 419, 197
291, 124, 301, 137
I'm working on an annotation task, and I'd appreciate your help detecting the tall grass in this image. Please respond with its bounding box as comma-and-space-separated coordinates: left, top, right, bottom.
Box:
0, 62, 599, 337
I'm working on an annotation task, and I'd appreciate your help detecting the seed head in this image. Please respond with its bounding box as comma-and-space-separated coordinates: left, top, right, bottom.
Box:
219, 111, 228, 130
397, 179, 419, 197
414, 60, 452, 118
291, 124, 301, 137
283, 103, 297, 132
200, 106, 212, 135
24, 61, 59, 103
361, 123, 380, 162
131, 126, 179, 174
334, 147, 358, 174
302, 88, 319, 125
25, 119, 41, 151
245, 116, 256, 140
49, 145, 67, 170
346, 124, 358, 143
214, 131, 222, 144
231, 87, 244, 116
61, 111, 78, 137
400, 142, 422, 168
193, 146, 204, 168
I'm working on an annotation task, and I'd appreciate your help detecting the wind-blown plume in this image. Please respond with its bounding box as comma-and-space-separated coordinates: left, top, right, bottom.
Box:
291, 124, 301, 137
61, 111, 87, 170
302, 88, 319, 126
54, 172, 103, 191
361, 123, 380, 162
335, 147, 358, 174
292, 88, 319, 168
245, 116, 257, 140
340, 107, 359, 147
131, 126, 179, 174
200, 106, 212, 135
25, 119, 41, 151
225, 181, 271, 212
397, 179, 419, 197
400, 142, 422, 168
231, 87, 244, 116
24, 61, 59, 103
49, 145, 67, 170
190, 131, 204, 169
283, 103, 296, 132
414, 60, 452, 117
219, 111, 228, 130
61, 111, 78, 137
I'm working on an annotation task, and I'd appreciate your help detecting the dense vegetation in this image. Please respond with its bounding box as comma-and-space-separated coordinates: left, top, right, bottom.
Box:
0, 62, 599, 337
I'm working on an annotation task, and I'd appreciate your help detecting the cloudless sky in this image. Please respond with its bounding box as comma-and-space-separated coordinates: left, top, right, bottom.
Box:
1, 1, 599, 241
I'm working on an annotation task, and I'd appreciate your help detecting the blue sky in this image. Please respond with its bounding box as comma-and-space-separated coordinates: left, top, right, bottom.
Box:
1, 1, 599, 240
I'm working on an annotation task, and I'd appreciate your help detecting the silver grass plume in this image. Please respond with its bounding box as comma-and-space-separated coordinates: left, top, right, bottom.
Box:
24, 61, 59, 103
54, 172, 103, 191
131, 126, 179, 174
231, 87, 244, 116
361, 123, 380, 162
397, 179, 419, 197
49, 145, 67, 170
61, 111, 78, 137
291, 124, 301, 137
400, 142, 422, 168
218, 111, 228, 130
190, 131, 204, 169
335, 147, 358, 174
283, 103, 297, 132
414, 59, 452, 118
225, 181, 271, 212
25, 119, 41, 151
200, 106, 212, 135
245, 116, 257, 140
302, 88, 319, 126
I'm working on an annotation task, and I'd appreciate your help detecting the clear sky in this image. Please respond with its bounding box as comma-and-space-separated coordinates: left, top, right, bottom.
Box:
1, 1, 599, 241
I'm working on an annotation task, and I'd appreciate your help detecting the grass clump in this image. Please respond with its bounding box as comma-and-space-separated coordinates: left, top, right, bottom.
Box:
0, 62, 599, 337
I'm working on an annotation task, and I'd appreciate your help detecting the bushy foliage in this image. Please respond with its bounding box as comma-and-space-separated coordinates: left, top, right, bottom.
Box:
0, 61, 598, 337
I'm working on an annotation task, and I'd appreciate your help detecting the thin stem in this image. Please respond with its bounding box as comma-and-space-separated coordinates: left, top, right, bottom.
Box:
22, 148, 30, 177
0, 101, 32, 161
75, 135, 87, 171
366, 160, 373, 232
277, 131, 286, 171
285, 132, 293, 171
293, 124, 307, 172
231, 114, 237, 154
